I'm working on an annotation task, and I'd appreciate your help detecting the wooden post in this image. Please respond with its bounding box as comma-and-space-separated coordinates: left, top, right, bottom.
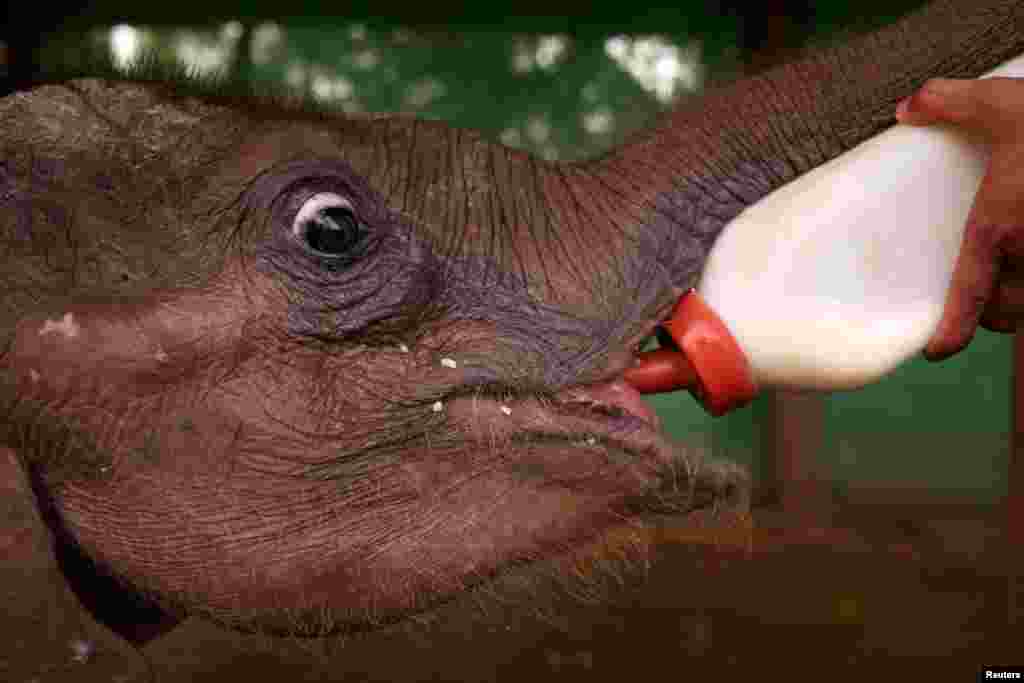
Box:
738, 0, 832, 526
1009, 332, 1024, 624
764, 390, 831, 527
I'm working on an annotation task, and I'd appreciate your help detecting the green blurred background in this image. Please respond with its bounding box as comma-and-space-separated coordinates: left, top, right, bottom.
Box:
4, 0, 1011, 503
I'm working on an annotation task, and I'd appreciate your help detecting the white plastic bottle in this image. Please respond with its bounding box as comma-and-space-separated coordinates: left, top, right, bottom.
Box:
628, 52, 1024, 416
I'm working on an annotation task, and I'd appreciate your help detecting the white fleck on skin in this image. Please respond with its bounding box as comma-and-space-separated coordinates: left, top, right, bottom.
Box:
585, 436, 597, 446
29, 369, 40, 383
154, 347, 169, 362
432, 401, 444, 412
500, 405, 512, 416
440, 357, 457, 369
399, 343, 410, 353
69, 638, 94, 663
39, 312, 80, 339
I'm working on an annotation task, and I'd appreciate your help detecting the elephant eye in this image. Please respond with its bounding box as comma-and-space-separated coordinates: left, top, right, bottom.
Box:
291, 192, 366, 258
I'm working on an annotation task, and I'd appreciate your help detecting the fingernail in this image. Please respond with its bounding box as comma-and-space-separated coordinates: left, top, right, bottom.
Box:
895, 98, 910, 118
922, 345, 950, 362
922, 78, 960, 98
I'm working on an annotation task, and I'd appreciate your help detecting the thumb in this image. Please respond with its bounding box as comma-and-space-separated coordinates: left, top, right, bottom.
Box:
896, 77, 1024, 142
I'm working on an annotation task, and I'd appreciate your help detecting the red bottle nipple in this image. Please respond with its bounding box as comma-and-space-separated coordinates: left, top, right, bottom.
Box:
624, 289, 758, 416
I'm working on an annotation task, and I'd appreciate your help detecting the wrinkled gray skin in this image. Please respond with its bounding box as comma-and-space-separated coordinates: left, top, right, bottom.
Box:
1, 0, 1022, 651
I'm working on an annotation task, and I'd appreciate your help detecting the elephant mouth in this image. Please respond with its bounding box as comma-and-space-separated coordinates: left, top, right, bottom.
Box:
446, 377, 673, 472
445, 375, 743, 525
556, 380, 661, 430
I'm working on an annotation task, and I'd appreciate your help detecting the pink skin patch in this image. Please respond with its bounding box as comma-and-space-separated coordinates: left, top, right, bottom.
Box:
38, 312, 80, 339
561, 380, 661, 430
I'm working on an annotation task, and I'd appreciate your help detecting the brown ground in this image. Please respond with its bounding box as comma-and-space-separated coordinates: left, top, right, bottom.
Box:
3, 446, 1020, 682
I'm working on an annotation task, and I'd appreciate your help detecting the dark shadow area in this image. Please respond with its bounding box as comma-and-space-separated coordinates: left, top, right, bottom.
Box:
27, 466, 181, 646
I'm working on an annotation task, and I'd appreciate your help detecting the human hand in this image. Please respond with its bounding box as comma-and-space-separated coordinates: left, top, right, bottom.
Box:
896, 76, 1024, 360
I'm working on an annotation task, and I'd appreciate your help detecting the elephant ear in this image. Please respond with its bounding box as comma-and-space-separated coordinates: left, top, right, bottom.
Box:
0, 447, 152, 677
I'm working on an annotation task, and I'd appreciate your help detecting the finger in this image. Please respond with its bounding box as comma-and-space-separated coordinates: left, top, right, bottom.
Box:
980, 278, 1024, 332
895, 77, 1024, 141
895, 79, 967, 125
923, 218, 1002, 361
980, 314, 1016, 333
